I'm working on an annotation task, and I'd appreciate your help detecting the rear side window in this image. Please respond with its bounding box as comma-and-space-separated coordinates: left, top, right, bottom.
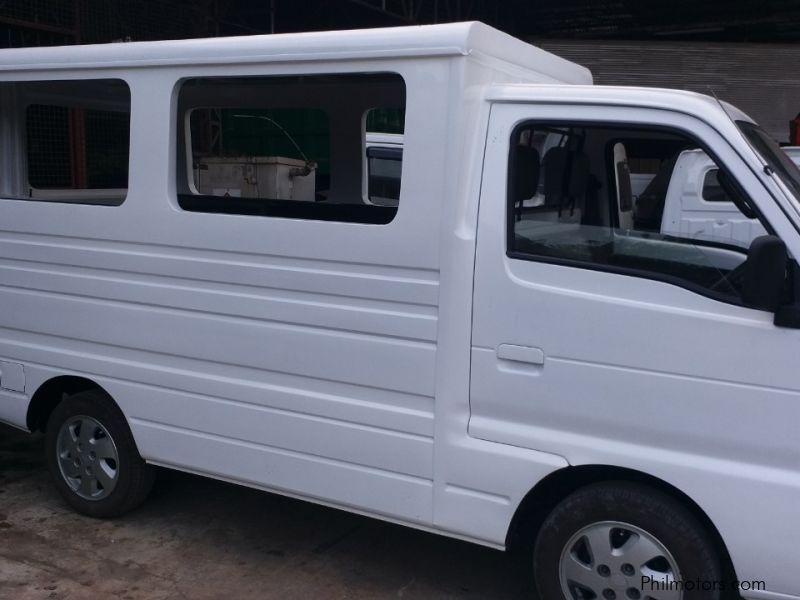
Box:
177, 73, 406, 224
27, 104, 130, 192
0, 79, 130, 205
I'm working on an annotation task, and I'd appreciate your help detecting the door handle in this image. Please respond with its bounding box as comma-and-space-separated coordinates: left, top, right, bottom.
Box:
496, 344, 545, 366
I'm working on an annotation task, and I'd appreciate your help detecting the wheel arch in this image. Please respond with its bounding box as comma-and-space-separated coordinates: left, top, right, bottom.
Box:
506, 464, 738, 581
26, 375, 111, 432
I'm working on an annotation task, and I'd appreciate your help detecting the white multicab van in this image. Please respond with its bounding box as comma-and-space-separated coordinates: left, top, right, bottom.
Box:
1, 22, 800, 600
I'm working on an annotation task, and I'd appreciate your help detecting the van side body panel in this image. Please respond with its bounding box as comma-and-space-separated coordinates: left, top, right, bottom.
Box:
0, 26, 582, 536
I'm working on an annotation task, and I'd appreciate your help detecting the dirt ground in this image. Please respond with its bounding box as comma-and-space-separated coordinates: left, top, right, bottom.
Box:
0, 423, 530, 600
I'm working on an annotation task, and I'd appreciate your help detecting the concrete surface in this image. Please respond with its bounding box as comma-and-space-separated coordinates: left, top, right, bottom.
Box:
0, 423, 530, 600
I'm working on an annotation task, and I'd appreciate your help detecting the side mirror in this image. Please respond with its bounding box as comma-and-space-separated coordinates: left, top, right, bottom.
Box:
775, 259, 800, 329
741, 235, 787, 312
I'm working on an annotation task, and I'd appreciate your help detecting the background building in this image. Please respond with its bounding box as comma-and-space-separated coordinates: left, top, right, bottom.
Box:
539, 40, 800, 142
1, 0, 798, 140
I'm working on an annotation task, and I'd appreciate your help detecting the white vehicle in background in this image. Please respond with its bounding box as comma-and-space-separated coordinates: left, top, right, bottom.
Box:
365, 132, 403, 206
652, 147, 800, 247
784, 145, 800, 163
658, 149, 768, 246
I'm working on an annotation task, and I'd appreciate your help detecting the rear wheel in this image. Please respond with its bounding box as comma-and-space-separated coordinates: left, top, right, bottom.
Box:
533, 482, 723, 600
45, 389, 155, 518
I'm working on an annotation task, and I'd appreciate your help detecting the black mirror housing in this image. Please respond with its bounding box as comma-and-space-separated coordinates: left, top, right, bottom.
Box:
774, 259, 800, 328
741, 235, 788, 312
775, 303, 800, 328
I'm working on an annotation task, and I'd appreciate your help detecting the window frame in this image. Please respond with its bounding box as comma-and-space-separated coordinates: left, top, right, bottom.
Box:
505, 119, 775, 309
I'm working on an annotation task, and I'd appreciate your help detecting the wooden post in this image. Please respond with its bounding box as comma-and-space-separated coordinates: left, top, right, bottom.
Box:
69, 109, 87, 189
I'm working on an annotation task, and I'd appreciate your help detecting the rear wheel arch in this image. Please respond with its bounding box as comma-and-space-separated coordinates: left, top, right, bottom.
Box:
506, 464, 738, 582
27, 375, 112, 432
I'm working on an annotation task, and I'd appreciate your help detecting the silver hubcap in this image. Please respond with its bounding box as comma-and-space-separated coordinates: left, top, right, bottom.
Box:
56, 415, 119, 501
559, 521, 682, 600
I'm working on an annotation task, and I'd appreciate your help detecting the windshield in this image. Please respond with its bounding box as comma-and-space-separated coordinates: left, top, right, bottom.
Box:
737, 120, 800, 203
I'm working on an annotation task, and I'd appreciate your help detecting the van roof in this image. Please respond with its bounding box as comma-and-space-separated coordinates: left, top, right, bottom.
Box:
488, 83, 755, 124
0, 21, 591, 85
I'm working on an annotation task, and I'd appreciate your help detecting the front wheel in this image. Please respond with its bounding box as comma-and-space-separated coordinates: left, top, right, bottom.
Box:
45, 389, 155, 518
533, 482, 723, 600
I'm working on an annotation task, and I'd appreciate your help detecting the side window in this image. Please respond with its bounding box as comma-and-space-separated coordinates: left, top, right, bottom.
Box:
177, 73, 406, 224
702, 169, 732, 202
508, 123, 768, 304
0, 79, 130, 205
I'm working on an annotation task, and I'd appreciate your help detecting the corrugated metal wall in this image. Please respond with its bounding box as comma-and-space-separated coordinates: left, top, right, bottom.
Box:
537, 40, 800, 143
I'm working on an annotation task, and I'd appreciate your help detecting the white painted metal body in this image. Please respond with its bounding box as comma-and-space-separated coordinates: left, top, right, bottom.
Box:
0, 23, 797, 600
365, 132, 404, 147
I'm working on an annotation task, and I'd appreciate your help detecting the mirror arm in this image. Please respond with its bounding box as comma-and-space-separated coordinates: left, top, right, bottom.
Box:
717, 169, 757, 220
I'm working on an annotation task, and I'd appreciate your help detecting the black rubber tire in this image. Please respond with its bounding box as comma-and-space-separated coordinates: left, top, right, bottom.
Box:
533, 481, 723, 600
45, 389, 155, 518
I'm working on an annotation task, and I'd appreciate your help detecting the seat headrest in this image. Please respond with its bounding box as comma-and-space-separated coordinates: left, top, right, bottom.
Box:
543, 147, 590, 206
512, 146, 541, 203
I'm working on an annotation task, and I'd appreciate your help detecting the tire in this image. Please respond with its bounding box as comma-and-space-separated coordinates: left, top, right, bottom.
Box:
533, 481, 723, 600
45, 389, 155, 518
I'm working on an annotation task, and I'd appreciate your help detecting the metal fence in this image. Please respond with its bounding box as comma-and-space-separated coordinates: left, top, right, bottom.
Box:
26, 104, 130, 190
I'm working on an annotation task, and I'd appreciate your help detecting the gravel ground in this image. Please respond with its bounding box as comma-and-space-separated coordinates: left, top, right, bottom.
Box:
0, 422, 530, 600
